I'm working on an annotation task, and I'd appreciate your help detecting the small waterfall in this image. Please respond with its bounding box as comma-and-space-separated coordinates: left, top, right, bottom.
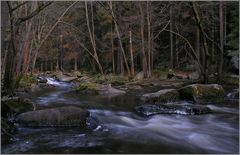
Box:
46, 77, 71, 87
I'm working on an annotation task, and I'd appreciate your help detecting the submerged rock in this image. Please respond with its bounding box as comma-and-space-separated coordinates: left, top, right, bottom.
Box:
2, 97, 35, 114
135, 104, 211, 116
141, 89, 179, 103
17, 106, 89, 127
178, 84, 226, 103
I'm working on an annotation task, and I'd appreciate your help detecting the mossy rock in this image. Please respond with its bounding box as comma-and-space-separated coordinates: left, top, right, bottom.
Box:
18, 75, 38, 91
17, 106, 89, 127
178, 84, 226, 103
75, 82, 100, 94
141, 89, 179, 103
2, 97, 35, 114
72, 70, 82, 77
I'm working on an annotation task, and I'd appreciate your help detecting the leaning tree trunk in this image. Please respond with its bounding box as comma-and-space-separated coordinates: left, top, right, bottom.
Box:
85, 1, 103, 74
108, 1, 130, 76
192, 2, 210, 83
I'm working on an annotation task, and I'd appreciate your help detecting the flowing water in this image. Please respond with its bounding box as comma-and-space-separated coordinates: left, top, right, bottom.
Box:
1, 78, 239, 154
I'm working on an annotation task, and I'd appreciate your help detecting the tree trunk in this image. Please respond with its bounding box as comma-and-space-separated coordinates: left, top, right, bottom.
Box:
108, 1, 130, 76
170, 4, 174, 69
129, 31, 134, 77
74, 57, 78, 70
22, 2, 37, 75
111, 16, 115, 74
60, 33, 63, 71
139, 2, 148, 78
196, 27, 201, 72
85, 1, 103, 74
147, 1, 151, 77
218, 1, 224, 82
192, 2, 210, 83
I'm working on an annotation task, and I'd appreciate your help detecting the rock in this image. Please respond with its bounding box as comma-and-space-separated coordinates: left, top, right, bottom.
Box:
75, 82, 100, 94
135, 104, 211, 116
99, 84, 126, 95
178, 84, 226, 102
59, 76, 77, 82
17, 106, 89, 127
37, 76, 48, 83
72, 70, 82, 77
135, 71, 144, 80
227, 89, 239, 100
76, 83, 125, 96
2, 97, 35, 114
50, 71, 77, 82
141, 89, 179, 103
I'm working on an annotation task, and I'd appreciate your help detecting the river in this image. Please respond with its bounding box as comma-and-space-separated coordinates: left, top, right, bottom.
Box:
1, 78, 239, 154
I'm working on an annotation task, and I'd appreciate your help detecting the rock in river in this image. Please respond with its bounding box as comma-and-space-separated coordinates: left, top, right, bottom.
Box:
135, 104, 211, 116
2, 97, 35, 114
141, 89, 179, 103
17, 106, 89, 127
178, 84, 226, 103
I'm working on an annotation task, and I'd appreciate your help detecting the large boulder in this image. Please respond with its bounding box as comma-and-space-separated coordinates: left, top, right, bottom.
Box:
1, 97, 35, 114
178, 84, 226, 102
135, 104, 211, 116
17, 106, 89, 127
141, 89, 179, 103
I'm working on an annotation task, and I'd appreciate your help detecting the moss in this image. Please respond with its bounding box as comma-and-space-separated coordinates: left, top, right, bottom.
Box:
18, 75, 37, 89
75, 82, 99, 94
94, 74, 129, 85
178, 84, 226, 103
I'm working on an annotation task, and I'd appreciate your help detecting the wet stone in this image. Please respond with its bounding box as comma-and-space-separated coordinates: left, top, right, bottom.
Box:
135, 103, 211, 116
17, 106, 89, 127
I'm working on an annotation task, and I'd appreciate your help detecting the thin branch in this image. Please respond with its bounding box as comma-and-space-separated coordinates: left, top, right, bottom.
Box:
164, 29, 203, 72
154, 20, 170, 39
36, 1, 77, 51
11, 1, 28, 12
15, 1, 53, 26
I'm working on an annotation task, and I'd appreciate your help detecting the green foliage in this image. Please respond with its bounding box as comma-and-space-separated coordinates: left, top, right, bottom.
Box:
18, 75, 37, 89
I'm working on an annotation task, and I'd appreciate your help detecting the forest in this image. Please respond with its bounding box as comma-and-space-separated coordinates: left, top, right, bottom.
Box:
1, 1, 239, 154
